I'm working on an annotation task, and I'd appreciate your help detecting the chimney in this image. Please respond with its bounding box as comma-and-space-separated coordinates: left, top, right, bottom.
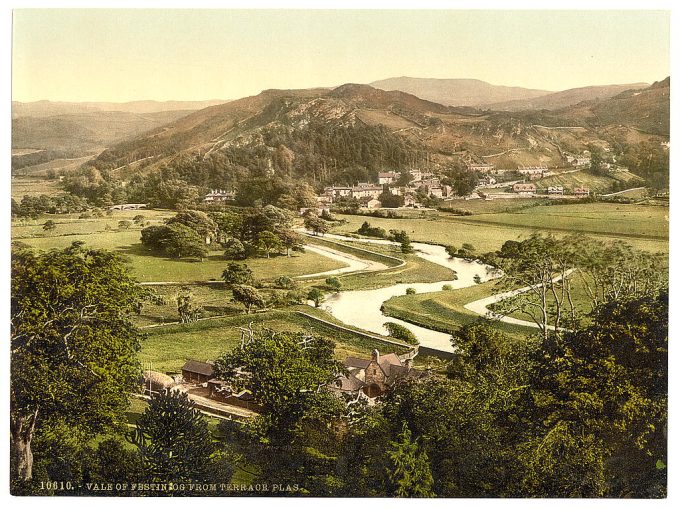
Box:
371, 349, 380, 363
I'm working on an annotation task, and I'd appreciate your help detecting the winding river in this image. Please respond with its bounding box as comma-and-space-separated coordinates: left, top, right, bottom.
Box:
308, 233, 497, 353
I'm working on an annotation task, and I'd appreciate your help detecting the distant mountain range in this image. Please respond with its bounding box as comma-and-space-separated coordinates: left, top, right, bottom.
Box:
369, 77, 651, 111
75, 78, 668, 183
370, 77, 550, 107
11, 99, 229, 118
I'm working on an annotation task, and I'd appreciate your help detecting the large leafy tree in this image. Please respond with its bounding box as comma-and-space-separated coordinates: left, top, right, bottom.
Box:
10, 242, 147, 483
524, 289, 668, 497
213, 328, 342, 440
129, 390, 215, 482
386, 422, 435, 497
166, 209, 218, 243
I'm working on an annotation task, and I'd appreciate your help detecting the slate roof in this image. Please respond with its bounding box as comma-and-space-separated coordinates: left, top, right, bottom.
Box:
182, 360, 215, 377
344, 357, 371, 370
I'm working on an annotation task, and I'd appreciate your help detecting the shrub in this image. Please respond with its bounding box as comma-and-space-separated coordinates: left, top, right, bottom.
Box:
406, 288, 417, 295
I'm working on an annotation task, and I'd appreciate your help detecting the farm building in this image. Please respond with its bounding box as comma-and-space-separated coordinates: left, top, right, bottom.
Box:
574, 187, 590, 197
332, 349, 417, 399
181, 360, 215, 384
360, 197, 382, 209
512, 183, 537, 195
547, 186, 564, 195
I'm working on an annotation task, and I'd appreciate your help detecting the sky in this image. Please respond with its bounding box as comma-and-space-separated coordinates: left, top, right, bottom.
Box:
10, 8, 672, 103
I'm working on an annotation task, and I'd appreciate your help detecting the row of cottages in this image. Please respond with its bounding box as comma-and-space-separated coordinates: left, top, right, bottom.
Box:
323, 183, 383, 201
466, 163, 496, 173
203, 189, 236, 203
378, 171, 401, 185
517, 166, 547, 180
547, 186, 564, 195
331, 349, 420, 399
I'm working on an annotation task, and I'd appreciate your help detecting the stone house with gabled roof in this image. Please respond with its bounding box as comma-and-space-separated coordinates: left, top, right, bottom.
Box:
334, 349, 415, 399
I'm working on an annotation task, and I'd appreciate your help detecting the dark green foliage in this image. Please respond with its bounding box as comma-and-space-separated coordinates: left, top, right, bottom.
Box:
162, 224, 209, 260
378, 191, 405, 208
176, 291, 203, 323
222, 237, 247, 260
14, 193, 89, 218
357, 220, 387, 238
325, 277, 342, 291
386, 422, 435, 497
221, 262, 254, 287
213, 328, 342, 441
383, 322, 418, 345
231, 284, 266, 314
42, 220, 56, 231
10, 242, 148, 482
117, 220, 132, 230
165, 209, 218, 241
307, 288, 325, 307
304, 215, 329, 236
405, 288, 416, 295
129, 390, 214, 482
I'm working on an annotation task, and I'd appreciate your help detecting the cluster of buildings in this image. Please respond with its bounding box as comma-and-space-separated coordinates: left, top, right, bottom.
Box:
142, 347, 421, 418
331, 349, 420, 399
203, 189, 236, 203
322, 170, 455, 209
510, 183, 590, 197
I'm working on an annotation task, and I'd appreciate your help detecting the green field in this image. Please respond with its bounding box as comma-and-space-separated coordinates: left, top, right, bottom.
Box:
333, 201, 668, 254
11, 176, 64, 199
140, 308, 412, 374
13, 212, 346, 283
381, 280, 537, 340
535, 170, 616, 193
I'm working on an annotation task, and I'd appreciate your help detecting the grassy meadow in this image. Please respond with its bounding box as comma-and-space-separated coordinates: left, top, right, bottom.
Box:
140, 308, 413, 374
13, 210, 346, 283
333, 201, 668, 254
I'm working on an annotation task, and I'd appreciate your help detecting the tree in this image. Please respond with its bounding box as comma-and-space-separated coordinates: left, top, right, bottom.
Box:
140, 225, 172, 252
278, 229, 305, 256
117, 220, 132, 230
524, 289, 668, 497
274, 275, 296, 289
129, 390, 214, 482
401, 238, 414, 254
231, 284, 265, 314
221, 262, 255, 287
386, 422, 435, 497
212, 328, 342, 440
405, 288, 416, 295
378, 191, 405, 208
132, 214, 145, 224
445, 245, 458, 258
257, 230, 283, 258
383, 322, 418, 345
162, 224, 209, 260
176, 291, 203, 323
42, 220, 56, 232
325, 277, 342, 291
166, 209, 218, 243
11, 243, 147, 482
307, 288, 325, 308
304, 215, 329, 236
223, 237, 247, 260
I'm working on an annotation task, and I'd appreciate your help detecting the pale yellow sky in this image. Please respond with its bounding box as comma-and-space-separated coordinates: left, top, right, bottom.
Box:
12, 9, 670, 103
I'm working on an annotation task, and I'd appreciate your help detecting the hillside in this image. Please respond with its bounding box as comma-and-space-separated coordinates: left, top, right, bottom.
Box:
555, 77, 670, 136
12, 109, 198, 152
11, 99, 229, 118
485, 83, 649, 111
82, 81, 668, 190
370, 77, 550, 107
